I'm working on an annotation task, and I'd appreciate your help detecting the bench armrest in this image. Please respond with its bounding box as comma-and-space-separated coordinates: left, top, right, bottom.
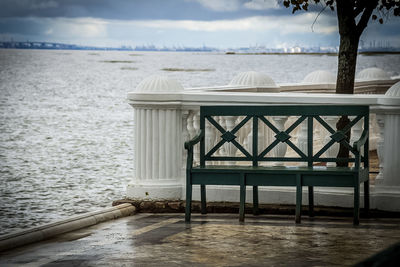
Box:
353, 129, 369, 152
184, 130, 204, 150
185, 130, 204, 170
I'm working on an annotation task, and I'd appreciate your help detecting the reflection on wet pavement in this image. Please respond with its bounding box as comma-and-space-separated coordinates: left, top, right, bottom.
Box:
1, 213, 400, 266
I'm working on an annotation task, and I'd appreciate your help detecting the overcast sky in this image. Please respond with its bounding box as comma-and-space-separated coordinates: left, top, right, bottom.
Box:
1, 0, 399, 48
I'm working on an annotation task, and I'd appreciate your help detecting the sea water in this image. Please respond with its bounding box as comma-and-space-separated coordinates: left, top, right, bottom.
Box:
0, 49, 399, 235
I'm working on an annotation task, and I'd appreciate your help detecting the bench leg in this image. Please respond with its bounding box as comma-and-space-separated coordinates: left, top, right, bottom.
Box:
201, 185, 207, 214
364, 180, 370, 218
354, 184, 360, 225
296, 175, 302, 224
253, 186, 259, 215
239, 174, 246, 222
308, 186, 314, 217
185, 177, 192, 222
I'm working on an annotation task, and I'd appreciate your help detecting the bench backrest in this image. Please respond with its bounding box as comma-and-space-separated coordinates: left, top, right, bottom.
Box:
199, 105, 369, 167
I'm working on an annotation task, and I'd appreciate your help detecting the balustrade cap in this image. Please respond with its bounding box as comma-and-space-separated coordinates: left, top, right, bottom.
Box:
356, 67, 390, 82
136, 75, 184, 92
229, 71, 279, 89
128, 91, 380, 106
386, 81, 400, 97
302, 70, 336, 84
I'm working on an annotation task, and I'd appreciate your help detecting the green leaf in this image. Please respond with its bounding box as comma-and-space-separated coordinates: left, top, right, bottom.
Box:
283, 0, 290, 8
394, 7, 400, 16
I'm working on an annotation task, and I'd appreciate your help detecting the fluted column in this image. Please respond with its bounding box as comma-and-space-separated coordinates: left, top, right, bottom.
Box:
382, 114, 400, 186
375, 114, 385, 185
127, 106, 184, 200
375, 81, 400, 187
127, 76, 185, 200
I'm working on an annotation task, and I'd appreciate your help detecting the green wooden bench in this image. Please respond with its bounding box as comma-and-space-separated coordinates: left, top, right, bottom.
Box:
184, 105, 370, 225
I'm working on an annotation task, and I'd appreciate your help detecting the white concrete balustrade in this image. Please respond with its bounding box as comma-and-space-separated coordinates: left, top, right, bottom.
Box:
127, 72, 400, 212
127, 76, 185, 200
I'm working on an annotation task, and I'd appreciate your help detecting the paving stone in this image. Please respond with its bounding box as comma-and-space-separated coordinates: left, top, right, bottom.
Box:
1, 213, 400, 266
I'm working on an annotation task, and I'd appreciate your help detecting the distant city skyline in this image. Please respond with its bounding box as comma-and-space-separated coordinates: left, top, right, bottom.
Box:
1, 0, 400, 49
2, 40, 399, 52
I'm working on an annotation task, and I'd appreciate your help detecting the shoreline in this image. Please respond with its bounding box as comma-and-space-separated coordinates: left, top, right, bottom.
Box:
1, 47, 400, 56
225, 51, 400, 56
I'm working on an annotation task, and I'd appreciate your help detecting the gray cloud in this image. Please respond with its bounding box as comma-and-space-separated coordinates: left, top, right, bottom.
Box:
0, 0, 397, 48
0, 0, 290, 20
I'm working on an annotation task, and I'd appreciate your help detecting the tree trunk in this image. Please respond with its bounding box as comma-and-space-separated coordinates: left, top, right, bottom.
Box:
336, 0, 360, 95
336, 34, 360, 166
336, 35, 359, 94
335, 0, 360, 166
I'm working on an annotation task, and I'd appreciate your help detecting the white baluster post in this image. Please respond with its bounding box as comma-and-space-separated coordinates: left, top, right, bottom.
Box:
218, 116, 227, 157
322, 116, 339, 167
193, 112, 200, 165
205, 117, 216, 165
297, 121, 308, 166
350, 117, 364, 157
225, 116, 238, 164
272, 116, 288, 166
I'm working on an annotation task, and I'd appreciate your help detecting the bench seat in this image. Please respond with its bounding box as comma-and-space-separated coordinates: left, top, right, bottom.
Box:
192, 165, 364, 174
191, 166, 368, 185
184, 105, 370, 225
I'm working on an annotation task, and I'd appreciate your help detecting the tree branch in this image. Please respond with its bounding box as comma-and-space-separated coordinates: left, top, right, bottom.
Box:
311, 5, 327, 32
356, 1, 378, 36
336, 0, 357, 36
353, 2, 365, 18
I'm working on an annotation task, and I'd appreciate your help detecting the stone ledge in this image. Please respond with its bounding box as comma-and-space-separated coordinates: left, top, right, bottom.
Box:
112, 199, 400, 218
0, 203, 136, 252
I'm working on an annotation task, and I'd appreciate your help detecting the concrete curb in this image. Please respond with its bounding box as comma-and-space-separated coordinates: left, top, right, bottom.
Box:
0, 203, 136, 252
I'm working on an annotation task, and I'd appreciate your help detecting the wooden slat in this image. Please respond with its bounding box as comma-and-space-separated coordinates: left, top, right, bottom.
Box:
231, 115, 251, 134
286, 115, 307, 133
206, 115, 226, 134
314, 139, 336, 159
231, 139, 252, 159
315, 115, 336, 134
286, 139, 307, 158
342, 115, 363, 134
259, 115, 279, 134
252, 116, 258, 166
307, 116, 313, 167
258, 139, 280, 158
206, 156, 252, 161
201, 105, 369, 116
339, 139, 358, 156
205, 139, 225, 158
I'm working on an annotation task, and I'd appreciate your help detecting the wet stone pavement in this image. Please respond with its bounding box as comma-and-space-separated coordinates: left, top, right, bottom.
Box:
1, 213, 400, 266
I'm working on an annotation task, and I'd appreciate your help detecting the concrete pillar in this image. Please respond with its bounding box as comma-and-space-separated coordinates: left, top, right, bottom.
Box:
376, 81, 400, 187
375, 114, 385, 185
382, 113, 400, 186
127, 76, 184, 200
